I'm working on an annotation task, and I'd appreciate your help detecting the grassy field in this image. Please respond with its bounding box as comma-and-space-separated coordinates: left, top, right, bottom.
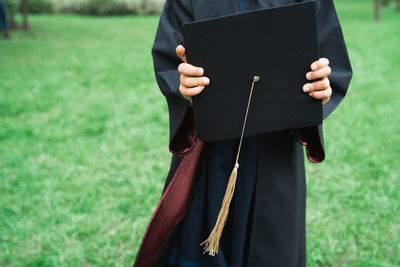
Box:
1, 0, 399, 266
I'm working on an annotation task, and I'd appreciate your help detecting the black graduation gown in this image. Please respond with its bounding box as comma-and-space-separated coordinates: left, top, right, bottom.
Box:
145, 0, 352, 266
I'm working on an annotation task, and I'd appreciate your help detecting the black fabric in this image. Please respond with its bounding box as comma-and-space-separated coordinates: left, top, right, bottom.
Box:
247, 130, 307, 266
165, 137, 257, 266
183, 1, 322, 141
313, 0, 353, 119
150, 0, 352, 266
151, 0, 193, 144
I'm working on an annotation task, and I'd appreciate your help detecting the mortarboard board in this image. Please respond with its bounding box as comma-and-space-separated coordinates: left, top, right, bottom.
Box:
182, 0, 321, 142
182, 1, 321, 256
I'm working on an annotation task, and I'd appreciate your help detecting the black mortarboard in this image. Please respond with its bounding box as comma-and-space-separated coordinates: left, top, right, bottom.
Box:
182, 1, 321, 142
182, 1, 321, 256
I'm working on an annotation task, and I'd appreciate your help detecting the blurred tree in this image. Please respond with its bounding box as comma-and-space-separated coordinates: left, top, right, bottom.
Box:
3, 0, 29, 29
21, 0, 27, 29
378, 0, 400, 15
4, 0, 19, 28
375, 0, 381, 21
381, 0, 400, 12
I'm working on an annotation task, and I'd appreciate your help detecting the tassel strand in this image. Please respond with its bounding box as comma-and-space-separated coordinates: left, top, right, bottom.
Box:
201, 76, 260, 256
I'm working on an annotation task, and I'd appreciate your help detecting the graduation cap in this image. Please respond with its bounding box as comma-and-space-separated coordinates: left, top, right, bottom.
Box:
182, 1, 321, 256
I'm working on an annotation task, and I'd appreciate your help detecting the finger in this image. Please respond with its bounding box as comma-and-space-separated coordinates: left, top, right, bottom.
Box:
308, 87, 332, 100
310, 58, 329, 71
180, 75, 210, 87
303, 77, 330, 92
322, 97, 330, 105
306, 66, 331, 80
179, 85, 205, 97
176, 45, 187, 63
183, 94, 192, 101
178, 63, 204, 77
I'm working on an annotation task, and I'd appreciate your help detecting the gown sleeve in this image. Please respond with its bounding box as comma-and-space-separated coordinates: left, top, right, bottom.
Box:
152, 0, 197, 156
296, 0, 353, 163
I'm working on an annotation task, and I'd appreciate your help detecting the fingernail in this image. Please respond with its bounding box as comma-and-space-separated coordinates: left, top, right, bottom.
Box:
199, 68, 204, 75
303, 86, 309, 92
203, 78, 210, 85
309, 92, 313, 97
306, 73, 312, 80
311, 64, 317, 70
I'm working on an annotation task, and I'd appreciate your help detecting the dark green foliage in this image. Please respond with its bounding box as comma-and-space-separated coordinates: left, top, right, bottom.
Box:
28, 0, 53, 13
4, 0, 165, 15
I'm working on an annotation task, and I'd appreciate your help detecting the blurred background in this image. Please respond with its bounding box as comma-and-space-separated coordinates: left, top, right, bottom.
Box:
0, 0, 399, 266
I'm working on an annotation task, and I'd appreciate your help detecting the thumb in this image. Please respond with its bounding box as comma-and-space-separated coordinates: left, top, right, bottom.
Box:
176, 45, 187, 63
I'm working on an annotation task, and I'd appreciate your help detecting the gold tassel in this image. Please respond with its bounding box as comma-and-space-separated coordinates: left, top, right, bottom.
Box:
201, 76, 260, 256
201, 162, 239, 256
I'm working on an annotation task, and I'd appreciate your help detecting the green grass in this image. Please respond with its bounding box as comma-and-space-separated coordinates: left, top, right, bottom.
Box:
0, 1, 399, 266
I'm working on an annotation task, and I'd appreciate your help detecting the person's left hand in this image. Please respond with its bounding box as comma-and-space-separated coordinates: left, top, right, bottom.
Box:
303, 58, 332, 105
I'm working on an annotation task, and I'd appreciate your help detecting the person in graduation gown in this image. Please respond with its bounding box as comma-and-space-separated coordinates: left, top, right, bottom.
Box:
0, 0, 9, 38
133, 0, 352, 266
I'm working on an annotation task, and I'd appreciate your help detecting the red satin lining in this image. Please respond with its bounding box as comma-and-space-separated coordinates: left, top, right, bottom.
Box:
134, 105, 199, 266
133, 140, 205, 267
295, 126, 325, 163
169, 105, 197, 156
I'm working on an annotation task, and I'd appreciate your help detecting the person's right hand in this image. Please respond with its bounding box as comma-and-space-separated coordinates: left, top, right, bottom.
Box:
176, 45, 210, 101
